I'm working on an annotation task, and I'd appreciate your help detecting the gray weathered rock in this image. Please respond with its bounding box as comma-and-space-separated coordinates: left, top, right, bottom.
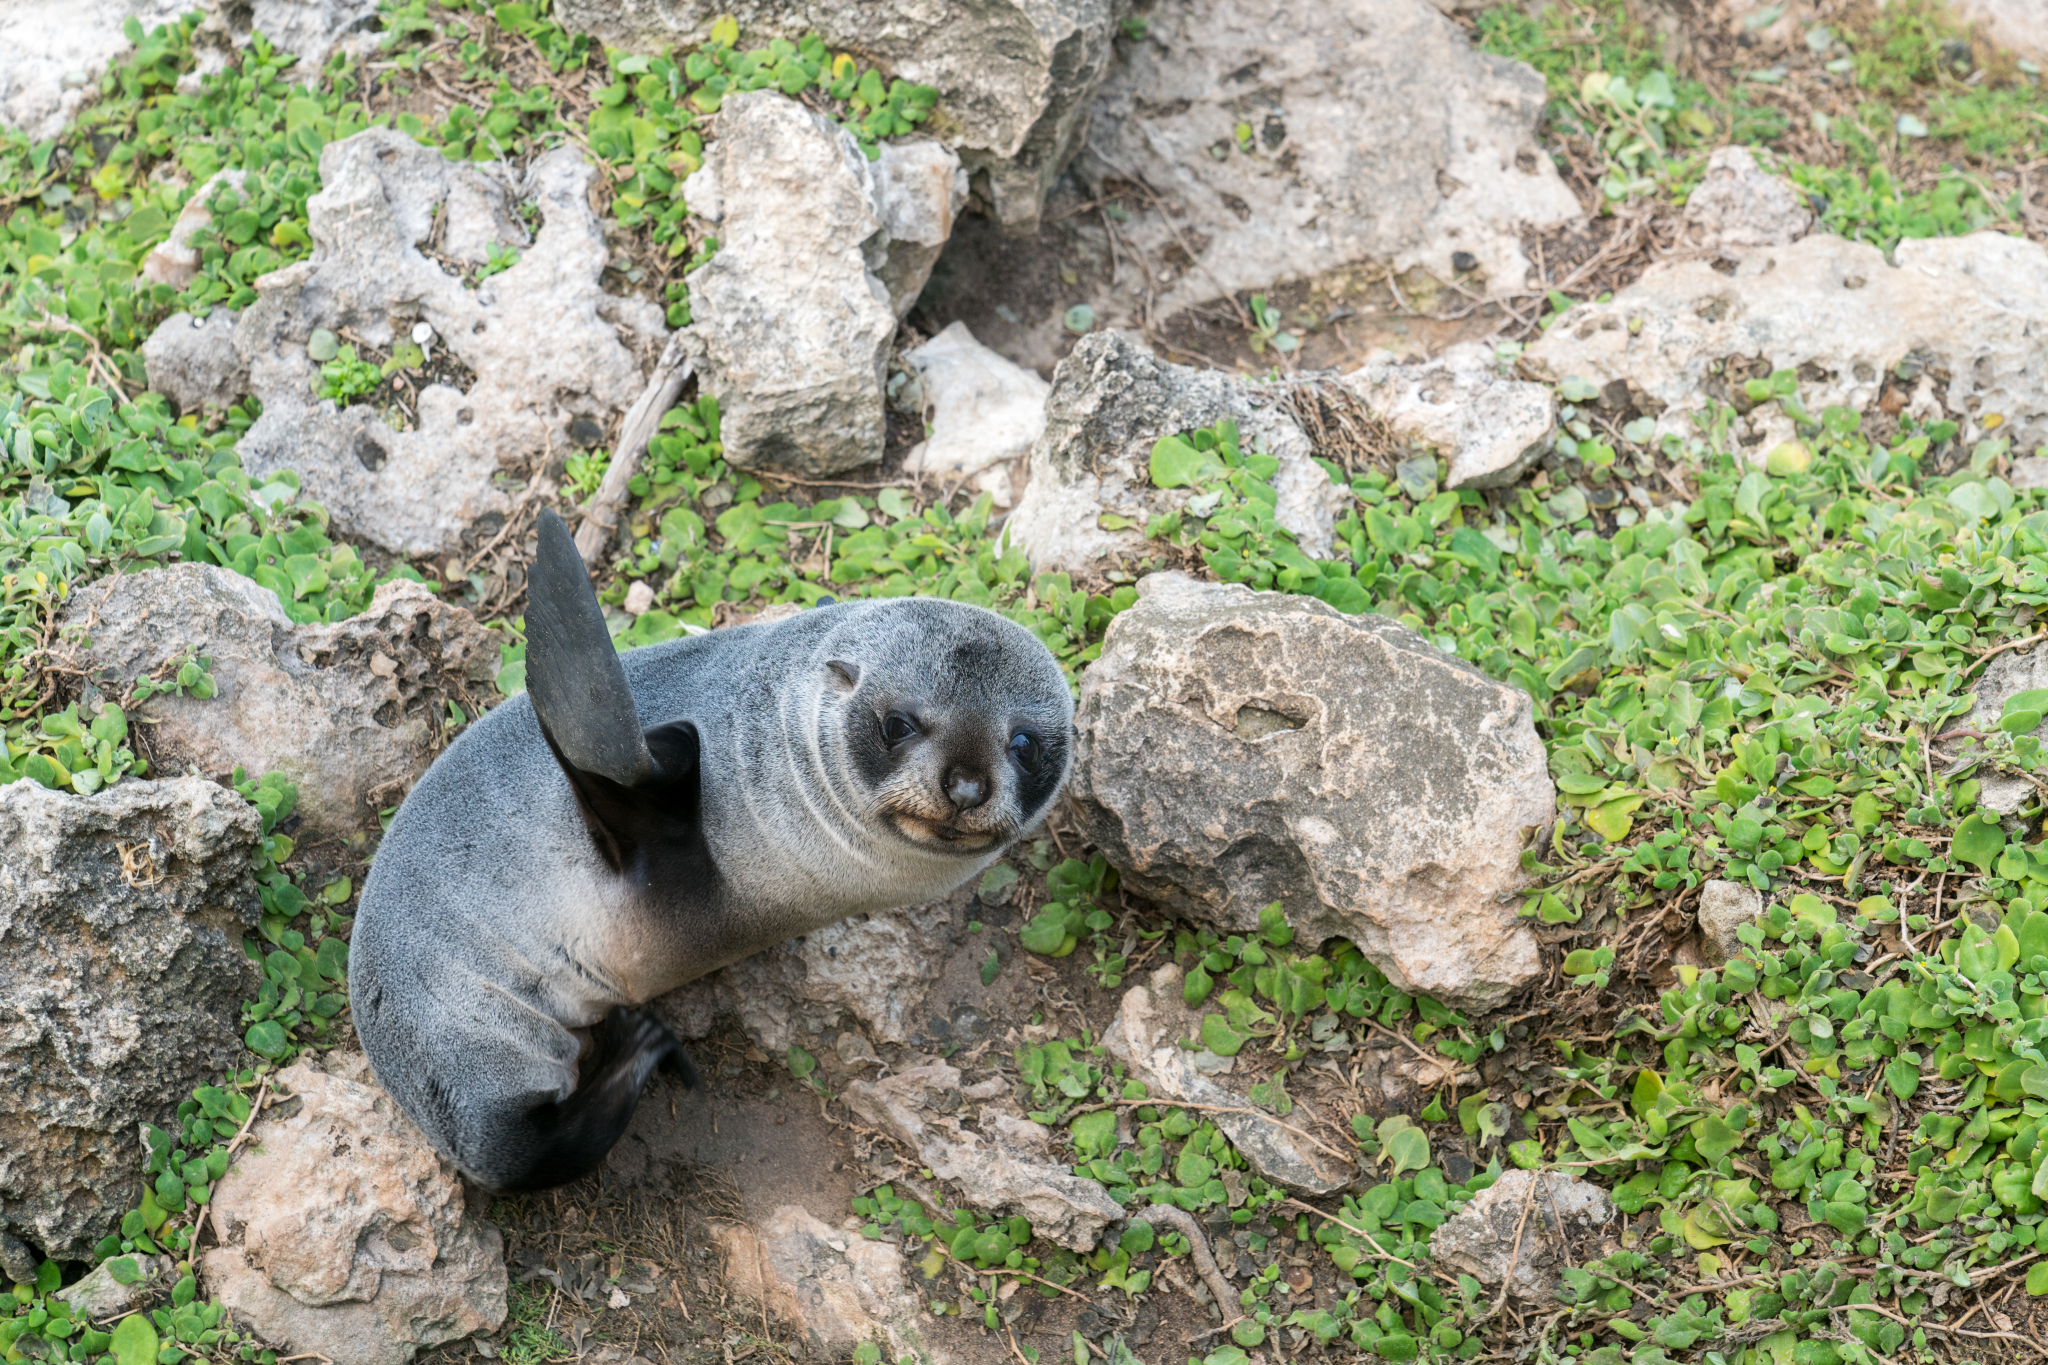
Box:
235, 0, 383, 72
142, 309, 248, 414
556, 0, 1117, 232
0, 1232, 38, 1287
656, 900, 956, 1053
683, 94, 910, 476
142, 171, 250, 290
1430, 1170, 1616, 1301
2010, 458, 2048, 492
901, 322, 1049, 509
1003, 331, 1346, 575
64, 564, 500, 841
1104, 966, 1352, 1194
716, 1207, 939, 1362
0, 778, 261, 1260
1342, 342, 1554, 490
1527, 231, 2048, 456
1077, 0, 1581, 318
0, 0, 187, 141
1683, 146, 1811, 254
1070, 573, 1553, 1011
202, 1059, 507, 1365
1932, 0, 2048, 62
1965, 645, 2048, 823
56, 1254, 176, 1318
871, 139, 971, 318
1696, 879, 1763, 965
1972, 644, 2048, 740
841, 1062, 1123, 1250
235, 128, 666, 556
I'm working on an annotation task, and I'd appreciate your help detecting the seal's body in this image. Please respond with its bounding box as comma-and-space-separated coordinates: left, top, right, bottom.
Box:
351, 511, 1071, 1192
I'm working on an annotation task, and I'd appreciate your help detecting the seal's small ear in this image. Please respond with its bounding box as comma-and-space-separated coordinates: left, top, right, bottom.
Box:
826, 659, 860, 690
527, 509, 656, 787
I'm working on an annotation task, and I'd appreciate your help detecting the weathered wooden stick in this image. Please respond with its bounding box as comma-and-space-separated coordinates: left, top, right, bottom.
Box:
574, 332, 692, 565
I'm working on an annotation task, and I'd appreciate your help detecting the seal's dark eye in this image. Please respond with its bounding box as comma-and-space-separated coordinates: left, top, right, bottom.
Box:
1008, 731, 1043, 774
882, 712, 920, 747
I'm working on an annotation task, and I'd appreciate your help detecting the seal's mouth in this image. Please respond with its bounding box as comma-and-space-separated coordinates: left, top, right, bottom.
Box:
887, 811, 1002, 852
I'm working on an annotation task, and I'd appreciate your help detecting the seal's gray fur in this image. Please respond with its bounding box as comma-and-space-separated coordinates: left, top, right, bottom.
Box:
350, 536, 1072, 1191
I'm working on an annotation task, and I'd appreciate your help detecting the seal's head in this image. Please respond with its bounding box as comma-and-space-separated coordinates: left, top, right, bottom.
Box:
817, 600, 1072, 856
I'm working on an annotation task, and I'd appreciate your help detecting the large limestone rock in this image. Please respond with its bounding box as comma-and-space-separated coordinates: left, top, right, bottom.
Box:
1070, 573, 1554, 1011
0, 778, 261, 1260
233, 128, 667, 556
1104, 966, 1352, 1194
900, 321, 1050, 509
870, 140, 972, 318
1430, 1170, 1616, 1301
1003, 331, 1347, 576
0, 0, 187, 141
142, 309, 249, 414
557, 0, 1118, 232
716, 1207, 937, 1363
657, 900, 956, 1053
1342, 342, 1554, 490
233, 0, 383, 72
1078, 0, 1581, 316
1935, 0, 2048, 63
1682, 146, 1811, 255
1526, 231, 2048, 455
64, 565, 501, 841
841, 1062, 1123, 1250
683, 93, 965, 476
202, 1059, 508, 1365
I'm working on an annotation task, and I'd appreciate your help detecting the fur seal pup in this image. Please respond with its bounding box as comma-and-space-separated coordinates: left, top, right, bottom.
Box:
350, 509, 1072, 1192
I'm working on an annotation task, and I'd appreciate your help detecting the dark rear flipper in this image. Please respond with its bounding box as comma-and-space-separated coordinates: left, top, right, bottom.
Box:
478, 1006, 698, 1194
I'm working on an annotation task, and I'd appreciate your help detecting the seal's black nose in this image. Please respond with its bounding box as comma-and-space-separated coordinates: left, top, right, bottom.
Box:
946, 767, 990, 812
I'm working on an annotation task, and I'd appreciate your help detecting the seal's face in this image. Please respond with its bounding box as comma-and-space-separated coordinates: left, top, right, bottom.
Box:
825, 605, 1073, 857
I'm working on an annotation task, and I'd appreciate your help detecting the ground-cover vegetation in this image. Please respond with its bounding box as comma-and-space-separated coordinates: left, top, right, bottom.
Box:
6, 1, 2048, 1363
1471, 0, 2040, 249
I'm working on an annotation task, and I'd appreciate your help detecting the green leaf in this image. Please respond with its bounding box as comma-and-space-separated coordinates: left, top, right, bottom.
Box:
1149, 435, 1224, 489
111, 1311, 159, 1365
244, 1020, 288, 1058
1384, 1125, 1430, 1178
1020, 904, 1078, 957
2005, 688, 2048, 718
1952, 813, 2006, 872
106, 1257, 142, 1286
1586, 795, 1643, 841
1258, 900, 1293, 947
786, 1045, 816, 1079
1200, 1014, 1249, 1057
1068, 1109, 1117, 1159
1694, 1115, 1741, 1161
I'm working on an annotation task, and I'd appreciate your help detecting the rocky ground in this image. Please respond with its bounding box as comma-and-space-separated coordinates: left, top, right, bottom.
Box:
7, 3, 2048, 1365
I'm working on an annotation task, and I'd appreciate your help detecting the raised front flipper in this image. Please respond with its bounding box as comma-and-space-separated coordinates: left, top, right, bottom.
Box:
527, 508, 706, 877
528, 507, 657, 787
